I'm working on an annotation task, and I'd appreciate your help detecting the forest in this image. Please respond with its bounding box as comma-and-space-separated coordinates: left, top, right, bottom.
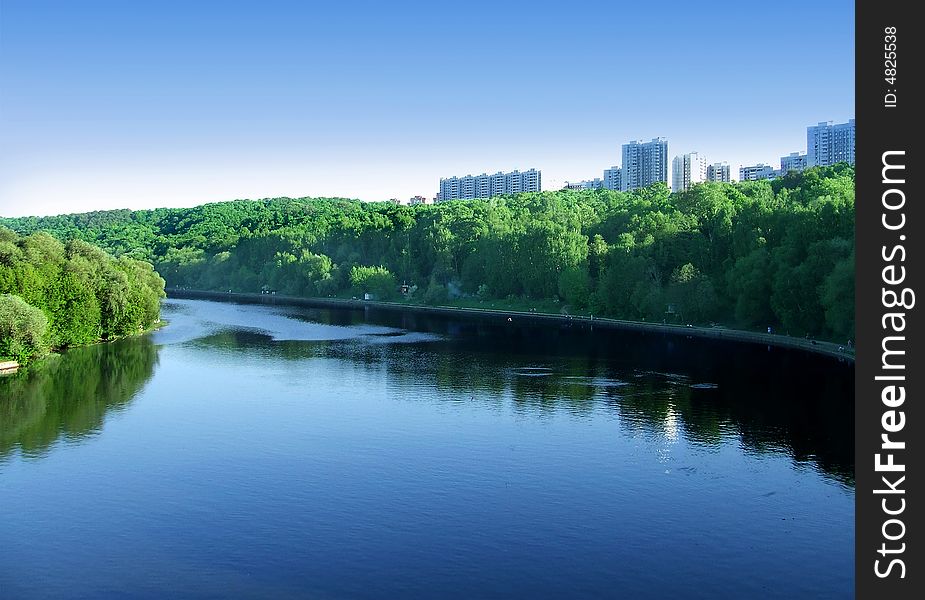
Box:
0, 228, 166, 363
1, 164, 854, 342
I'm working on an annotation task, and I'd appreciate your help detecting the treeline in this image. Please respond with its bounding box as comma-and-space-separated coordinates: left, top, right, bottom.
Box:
0, 228, 165, 363
0, 165, 854, 340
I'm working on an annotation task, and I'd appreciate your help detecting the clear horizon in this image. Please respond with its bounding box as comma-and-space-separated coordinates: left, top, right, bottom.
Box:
0, 0, 855, 218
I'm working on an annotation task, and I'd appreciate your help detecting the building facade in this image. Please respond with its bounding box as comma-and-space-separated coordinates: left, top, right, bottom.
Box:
780, 152, 809, 174
806, 119, 855, 167
438, 169, 541, 201
739, 163, 779, 181
671, 152, 708, 192
621, 138, 669, 191
706, 162, 731, 183
603, 166, 622, 190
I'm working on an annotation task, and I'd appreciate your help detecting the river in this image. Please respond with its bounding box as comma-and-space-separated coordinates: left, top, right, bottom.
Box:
1, 298, 855, 599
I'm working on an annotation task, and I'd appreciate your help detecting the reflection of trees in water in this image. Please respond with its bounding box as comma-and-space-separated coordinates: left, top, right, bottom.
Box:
375, 324, 853, 486
0, 337, 158, 459
161, 312, 855, 485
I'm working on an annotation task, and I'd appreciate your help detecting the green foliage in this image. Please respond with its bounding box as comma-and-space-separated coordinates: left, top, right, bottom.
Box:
0, 165, 855, 340
666, 263, 719, 323
821, 252, 855, 338
726, 247, 772, 327
0, 227, 165, 360
558, 267, 591, 309
349, 265, 397, 299
0, 294, 50, 362
51, 270, 102, 346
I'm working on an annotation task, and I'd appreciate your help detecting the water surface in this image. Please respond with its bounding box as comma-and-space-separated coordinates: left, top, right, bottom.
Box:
1, 298, 855, 599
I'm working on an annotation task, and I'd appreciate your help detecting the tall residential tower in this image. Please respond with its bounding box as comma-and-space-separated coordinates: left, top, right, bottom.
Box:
671, 152, 708, 192
806, 119, 855, 167
621, 138, 669, 191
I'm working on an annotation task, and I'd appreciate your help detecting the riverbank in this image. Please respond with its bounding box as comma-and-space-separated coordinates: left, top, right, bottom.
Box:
166, 289, 855, 362
1, 319, 168, 373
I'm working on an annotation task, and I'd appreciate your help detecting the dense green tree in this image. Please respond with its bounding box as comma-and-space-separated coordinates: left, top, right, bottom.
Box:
349, 265, 397, 299
0, 227, 165, 362
666, 263, 719, 323
558, 266, 591, 309
50, 270, 101, 346
821, 253, 855, 340
0, 294, 50, 362
726, 247, 773, 328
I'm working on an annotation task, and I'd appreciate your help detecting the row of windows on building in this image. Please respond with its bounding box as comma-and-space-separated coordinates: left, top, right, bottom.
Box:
437, 169, 541, 201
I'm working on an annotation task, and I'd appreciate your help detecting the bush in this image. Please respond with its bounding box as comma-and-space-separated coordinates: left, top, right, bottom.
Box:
0, 294, 50, 363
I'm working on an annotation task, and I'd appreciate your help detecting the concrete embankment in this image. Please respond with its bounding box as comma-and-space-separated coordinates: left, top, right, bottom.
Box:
165, 289, 855, 362
0, 360, 20, 375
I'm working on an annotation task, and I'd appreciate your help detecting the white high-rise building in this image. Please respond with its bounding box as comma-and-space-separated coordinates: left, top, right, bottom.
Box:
671, 152, 708, 193
621, 138, 669, 191
603, 166, 622, 190
806, 119, 855, 167
780, 152, 809, 173
739, 164, 779, 181
706, 162, 731, 183
438, 169, 541, 201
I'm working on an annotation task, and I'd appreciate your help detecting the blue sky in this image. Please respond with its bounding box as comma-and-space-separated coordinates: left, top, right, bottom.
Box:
0, 0, 854, 217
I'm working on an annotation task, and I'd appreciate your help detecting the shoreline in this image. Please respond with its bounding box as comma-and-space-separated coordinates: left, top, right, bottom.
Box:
2, 319, 167, 373
166, 288, 855, 363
